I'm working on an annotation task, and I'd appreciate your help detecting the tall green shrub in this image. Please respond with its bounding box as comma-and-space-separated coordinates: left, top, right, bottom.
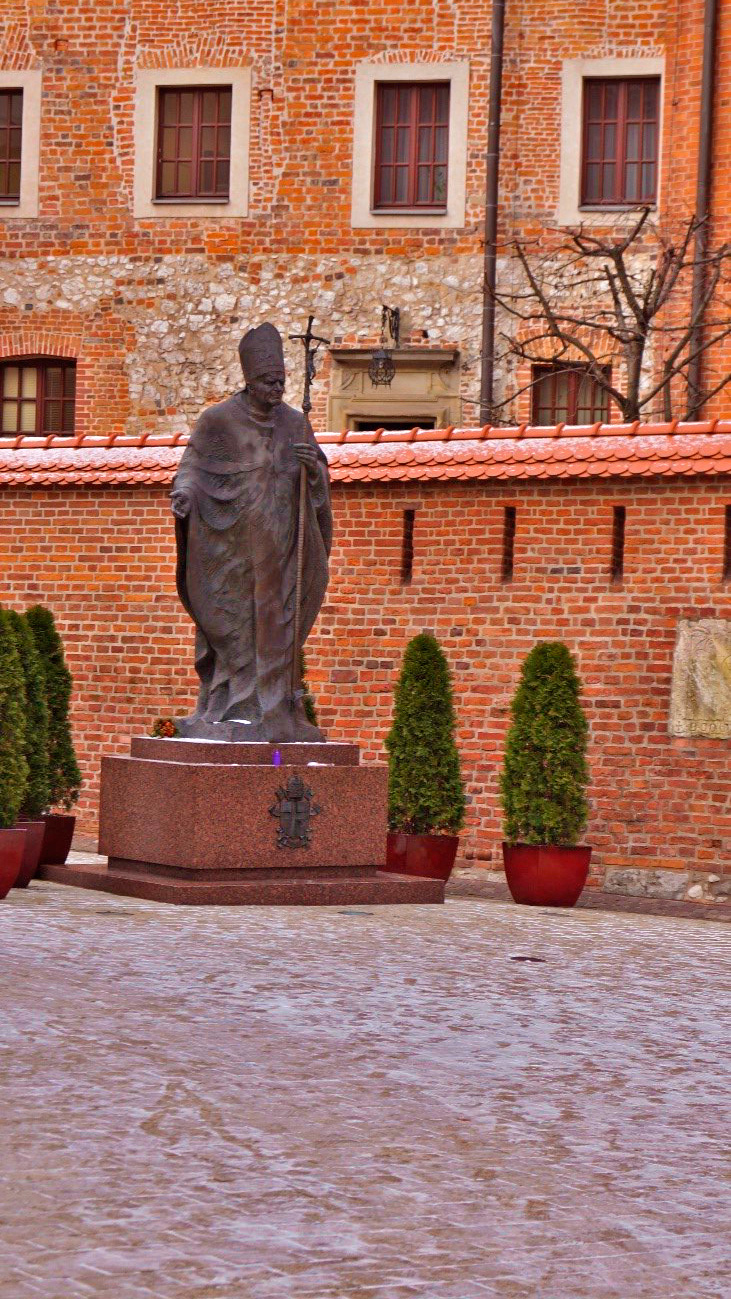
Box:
501, 641, 589, 846
26, 605, 81, 811
385, 632, 465, 835
0, 607, 29, 829
300, 649, 318, 727
8, 610, 50, 818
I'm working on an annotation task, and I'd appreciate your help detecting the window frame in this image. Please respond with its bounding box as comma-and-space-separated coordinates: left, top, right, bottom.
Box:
133, 66, 251, 219
1, 357, 77, 437
0, 88, 23, 202
373, 81, 450, 212
0, 69, 42, 220
557, 57, 664, 227
155, 85, 232, 202
351, 61, 469, 230
531, 362, 611, 427
580, 76, 660, 208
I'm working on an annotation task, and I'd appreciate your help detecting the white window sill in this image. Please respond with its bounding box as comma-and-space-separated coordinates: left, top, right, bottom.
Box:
371, 207, 448, 217
152, 196, 231, 205
578, 203, 658, 214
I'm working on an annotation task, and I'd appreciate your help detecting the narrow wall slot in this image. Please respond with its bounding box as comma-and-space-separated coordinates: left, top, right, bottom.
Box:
610, 506, 626, 583
501, 506, 516, 583
401, 509, 415, 584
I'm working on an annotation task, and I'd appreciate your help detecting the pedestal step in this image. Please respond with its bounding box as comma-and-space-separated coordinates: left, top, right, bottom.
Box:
40, 860, 444, 907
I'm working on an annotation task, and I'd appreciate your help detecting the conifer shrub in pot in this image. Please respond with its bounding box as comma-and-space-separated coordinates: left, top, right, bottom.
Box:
384, 632, 466, 881
8, 610, 50, 885
500, 641, 591, 907
26, 606, 81, 866
300, 650, 318, 728
0, 608, 29, 897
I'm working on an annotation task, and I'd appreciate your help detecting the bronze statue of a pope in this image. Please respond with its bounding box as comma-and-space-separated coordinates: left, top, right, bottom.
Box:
171, 323, 332, 742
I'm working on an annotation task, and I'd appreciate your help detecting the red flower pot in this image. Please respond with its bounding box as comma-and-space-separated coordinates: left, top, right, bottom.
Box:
502, 842, 591, 908
385, 832, 459, 882
0, 828, 26, 899
38, 813, 76, 866
14, 820, 45, 887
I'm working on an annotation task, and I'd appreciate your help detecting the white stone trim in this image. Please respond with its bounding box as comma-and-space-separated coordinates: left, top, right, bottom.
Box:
558, 56, 665, 227
133, 66, 251, 219
0, 69, 42, 220
351, 60, 469, 230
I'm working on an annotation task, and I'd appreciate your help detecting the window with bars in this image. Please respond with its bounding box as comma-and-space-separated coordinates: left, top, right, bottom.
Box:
531, 364, 611, 426
581, 77, 659, 206
1, 360, 76, 436
156, 86, 232, 200
0, 89, 22, 201
373, 82, 449, 209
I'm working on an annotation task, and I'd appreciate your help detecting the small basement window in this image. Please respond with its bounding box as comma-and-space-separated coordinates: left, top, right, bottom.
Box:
1, 359, 76, 435
350, 416, 437, 432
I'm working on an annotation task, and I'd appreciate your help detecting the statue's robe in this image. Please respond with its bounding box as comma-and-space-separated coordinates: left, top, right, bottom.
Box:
173, 390, 331, 737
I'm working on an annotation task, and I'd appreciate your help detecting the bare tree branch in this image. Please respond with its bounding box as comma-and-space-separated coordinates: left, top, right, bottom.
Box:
488, 209, 731, 423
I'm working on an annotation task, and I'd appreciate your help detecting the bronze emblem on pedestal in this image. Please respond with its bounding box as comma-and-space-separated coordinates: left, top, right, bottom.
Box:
270, 775, 321, 849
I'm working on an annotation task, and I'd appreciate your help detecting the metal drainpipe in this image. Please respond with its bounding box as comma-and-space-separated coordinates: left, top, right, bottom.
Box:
687, 0, 718, 419
479, 0, 507, 425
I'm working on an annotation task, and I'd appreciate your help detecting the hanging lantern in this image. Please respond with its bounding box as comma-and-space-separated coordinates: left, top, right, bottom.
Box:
368, 346, 396, 387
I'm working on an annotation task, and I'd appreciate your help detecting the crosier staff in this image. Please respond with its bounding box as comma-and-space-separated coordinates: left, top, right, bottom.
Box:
288, 315, 330, 710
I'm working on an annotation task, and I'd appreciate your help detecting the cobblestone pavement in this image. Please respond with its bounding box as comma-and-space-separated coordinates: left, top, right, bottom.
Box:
1, 882, 730, 1299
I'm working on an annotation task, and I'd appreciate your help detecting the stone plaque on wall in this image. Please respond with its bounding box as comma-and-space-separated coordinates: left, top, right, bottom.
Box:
669, 618, 731, 738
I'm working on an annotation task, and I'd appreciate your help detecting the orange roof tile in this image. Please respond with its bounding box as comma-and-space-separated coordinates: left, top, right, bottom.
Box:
2, 422, 731, 487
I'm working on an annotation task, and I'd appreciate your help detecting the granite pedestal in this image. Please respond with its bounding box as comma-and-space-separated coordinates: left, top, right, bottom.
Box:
42, 738, 444, 906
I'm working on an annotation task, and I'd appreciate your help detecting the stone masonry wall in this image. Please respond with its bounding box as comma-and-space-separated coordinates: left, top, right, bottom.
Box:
2, 474, 731, 903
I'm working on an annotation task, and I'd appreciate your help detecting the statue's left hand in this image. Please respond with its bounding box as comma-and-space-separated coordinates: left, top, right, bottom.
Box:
293, 442, 321, 484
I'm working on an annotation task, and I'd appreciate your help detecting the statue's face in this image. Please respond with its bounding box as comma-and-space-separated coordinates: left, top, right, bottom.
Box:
248, 370, 285, 411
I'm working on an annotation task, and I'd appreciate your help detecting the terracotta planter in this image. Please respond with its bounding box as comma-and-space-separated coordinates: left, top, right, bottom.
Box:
502, 842, 591, 908
14, 819, 45, 887
385, 831, 459, 882
38, 813, 76, 866
0, 828, 26, 899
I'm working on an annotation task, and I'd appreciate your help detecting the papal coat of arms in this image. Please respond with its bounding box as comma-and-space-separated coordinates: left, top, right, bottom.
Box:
270, 775, 322, 848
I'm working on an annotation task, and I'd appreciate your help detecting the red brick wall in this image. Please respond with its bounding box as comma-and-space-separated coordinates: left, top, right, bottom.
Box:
2, 0, 725, 433
2, 475, 731, 885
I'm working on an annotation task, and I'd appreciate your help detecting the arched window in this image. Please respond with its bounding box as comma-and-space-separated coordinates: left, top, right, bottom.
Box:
0, 358, 76, 435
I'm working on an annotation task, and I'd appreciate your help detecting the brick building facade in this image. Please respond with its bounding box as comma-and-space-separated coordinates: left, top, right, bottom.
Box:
2, 2, 730, 900
0, 1, 723, 432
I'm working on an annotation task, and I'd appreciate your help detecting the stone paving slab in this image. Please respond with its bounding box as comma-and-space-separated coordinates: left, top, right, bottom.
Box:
1, 880, 730, 1299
